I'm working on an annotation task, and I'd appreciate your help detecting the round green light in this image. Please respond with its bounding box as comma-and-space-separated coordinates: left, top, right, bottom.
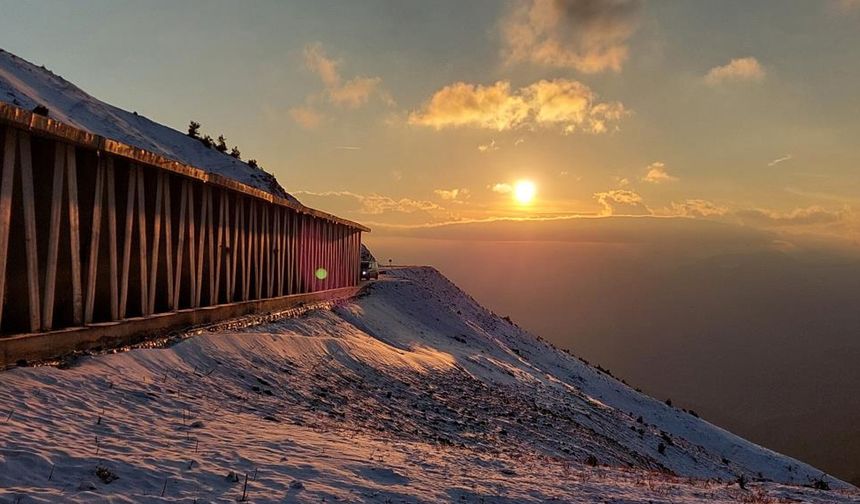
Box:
315, 267, 328, 280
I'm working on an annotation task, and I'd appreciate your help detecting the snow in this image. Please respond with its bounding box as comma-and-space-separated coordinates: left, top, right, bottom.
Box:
0, 49, 292, 200
0, 266, 857, 503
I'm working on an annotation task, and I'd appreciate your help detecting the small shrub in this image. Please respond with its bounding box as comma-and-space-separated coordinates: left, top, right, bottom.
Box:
665, 398, 673, 407
216, 135, 228, 153
187, 121, 201, 138
811, 476, 830, 491
95, 466, 119, 484
585, 454, 598, 466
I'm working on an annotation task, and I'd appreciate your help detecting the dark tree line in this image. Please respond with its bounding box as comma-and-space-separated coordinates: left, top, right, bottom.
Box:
187, 120, 260, 169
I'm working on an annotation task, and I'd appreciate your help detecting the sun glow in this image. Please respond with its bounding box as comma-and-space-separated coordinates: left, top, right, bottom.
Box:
514, 180, 537, 204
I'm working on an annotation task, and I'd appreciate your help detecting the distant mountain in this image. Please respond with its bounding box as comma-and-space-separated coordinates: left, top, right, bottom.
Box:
0, 267, 854, 502
0, 49, 292, 201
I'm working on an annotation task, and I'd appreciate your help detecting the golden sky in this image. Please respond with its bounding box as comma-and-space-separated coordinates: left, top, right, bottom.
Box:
3, 0, 859, 244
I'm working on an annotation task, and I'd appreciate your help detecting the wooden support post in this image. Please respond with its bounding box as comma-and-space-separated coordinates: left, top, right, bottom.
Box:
215, 191, 226, 305
206, 187, 215, 306
147, 171, 164, 316
246, 201, 254, 300
66, 145, 83, 325
272, 208, 279, 296
106, 159, 119, 320
119, 165, 136, 318
162, 173, 174, 309
19, 133, 42, 331
194, 185, 208, 308
240, 199, 249, 301
173, 180, 188, 310
230, 197, 241, 302
136, 166, 148, 315
187, 182, 197, 308
0, 128, 15, 328
84, 156, 105, 324
42, 143, 66, 330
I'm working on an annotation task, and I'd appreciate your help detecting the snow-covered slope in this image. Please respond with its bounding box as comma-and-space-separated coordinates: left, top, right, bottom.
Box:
0, 49, 290, 200
0, 267, 856, 503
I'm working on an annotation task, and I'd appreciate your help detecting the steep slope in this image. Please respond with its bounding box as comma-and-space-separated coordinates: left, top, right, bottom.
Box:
0, 49, 290, 200
0, 267, 855, 503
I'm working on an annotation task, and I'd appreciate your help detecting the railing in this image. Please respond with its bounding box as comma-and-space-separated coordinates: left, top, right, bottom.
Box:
0, 103, 368, 339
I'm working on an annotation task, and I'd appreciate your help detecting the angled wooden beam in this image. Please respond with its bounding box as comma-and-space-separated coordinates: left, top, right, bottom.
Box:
186, 182, 197, 308
42, 143, 66, 329
214, 191, 226, 305
84, 155, 105, 324
0, 128, 16, 328
66, 145, 83, 325
206, 187, 215, 306
194, 185, 208, 308
147, 171, 164, 316
106, 158, 119, 320
119, 164, 136, 318
19, 133, 42, 331
173, 180, 188, 309
162, 173, 174, 308
136, 166, 149, 315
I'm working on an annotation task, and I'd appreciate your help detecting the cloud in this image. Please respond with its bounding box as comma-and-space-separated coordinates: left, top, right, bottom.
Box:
736, 206, 848, 227
409, 79, 626, 133
502, 0, 643, 73
302, 43, 384, 108
767, 154, 792, 167
490, 183, 514, 194
670, 199, 728, 218
642, 162, 678, 183
294, 190, 442, 215
289, 106, 324, 129
434, 188, 471, 201
478, 139, 500, 152
834, 0, 860, 11
705, 57, 766, 85
594, 189, 651, 216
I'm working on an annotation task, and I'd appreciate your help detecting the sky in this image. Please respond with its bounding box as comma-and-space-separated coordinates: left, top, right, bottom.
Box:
3, 0, 860, 483
2, 0, 860, 244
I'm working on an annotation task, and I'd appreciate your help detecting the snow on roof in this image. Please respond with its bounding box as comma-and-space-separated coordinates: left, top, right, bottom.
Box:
0, 49, 294, 201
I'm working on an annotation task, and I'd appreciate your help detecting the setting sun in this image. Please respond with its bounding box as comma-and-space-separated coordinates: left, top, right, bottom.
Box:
514, 180, 537, 204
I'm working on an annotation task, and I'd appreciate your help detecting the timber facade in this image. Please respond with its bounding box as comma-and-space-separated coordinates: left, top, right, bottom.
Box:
0, 103, 368, 366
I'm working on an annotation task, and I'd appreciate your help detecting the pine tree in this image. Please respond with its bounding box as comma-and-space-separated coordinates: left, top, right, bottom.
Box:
187, 121, 201, 138
248, 159, 259, 168
201, 135, 214, 149
230, 146, 241, 159
216, 135, 228, 153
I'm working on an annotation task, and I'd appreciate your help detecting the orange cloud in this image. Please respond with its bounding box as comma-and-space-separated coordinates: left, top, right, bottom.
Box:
294, 190, 441, 215
594, 189, 650, 216
642, 162, 678, 183
705, 57, 766, 85
434, 188, 471, 201
409, 79, 626, 133
289, 106, 324, 129
303, 43, 384, 108
502, 0, 643, 73
736, 206, 848, 226
670, 199, 728, 218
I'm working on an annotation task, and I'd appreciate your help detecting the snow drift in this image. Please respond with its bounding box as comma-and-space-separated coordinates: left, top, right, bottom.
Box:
0, 267, 856, 502
0, 49, 290, 200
